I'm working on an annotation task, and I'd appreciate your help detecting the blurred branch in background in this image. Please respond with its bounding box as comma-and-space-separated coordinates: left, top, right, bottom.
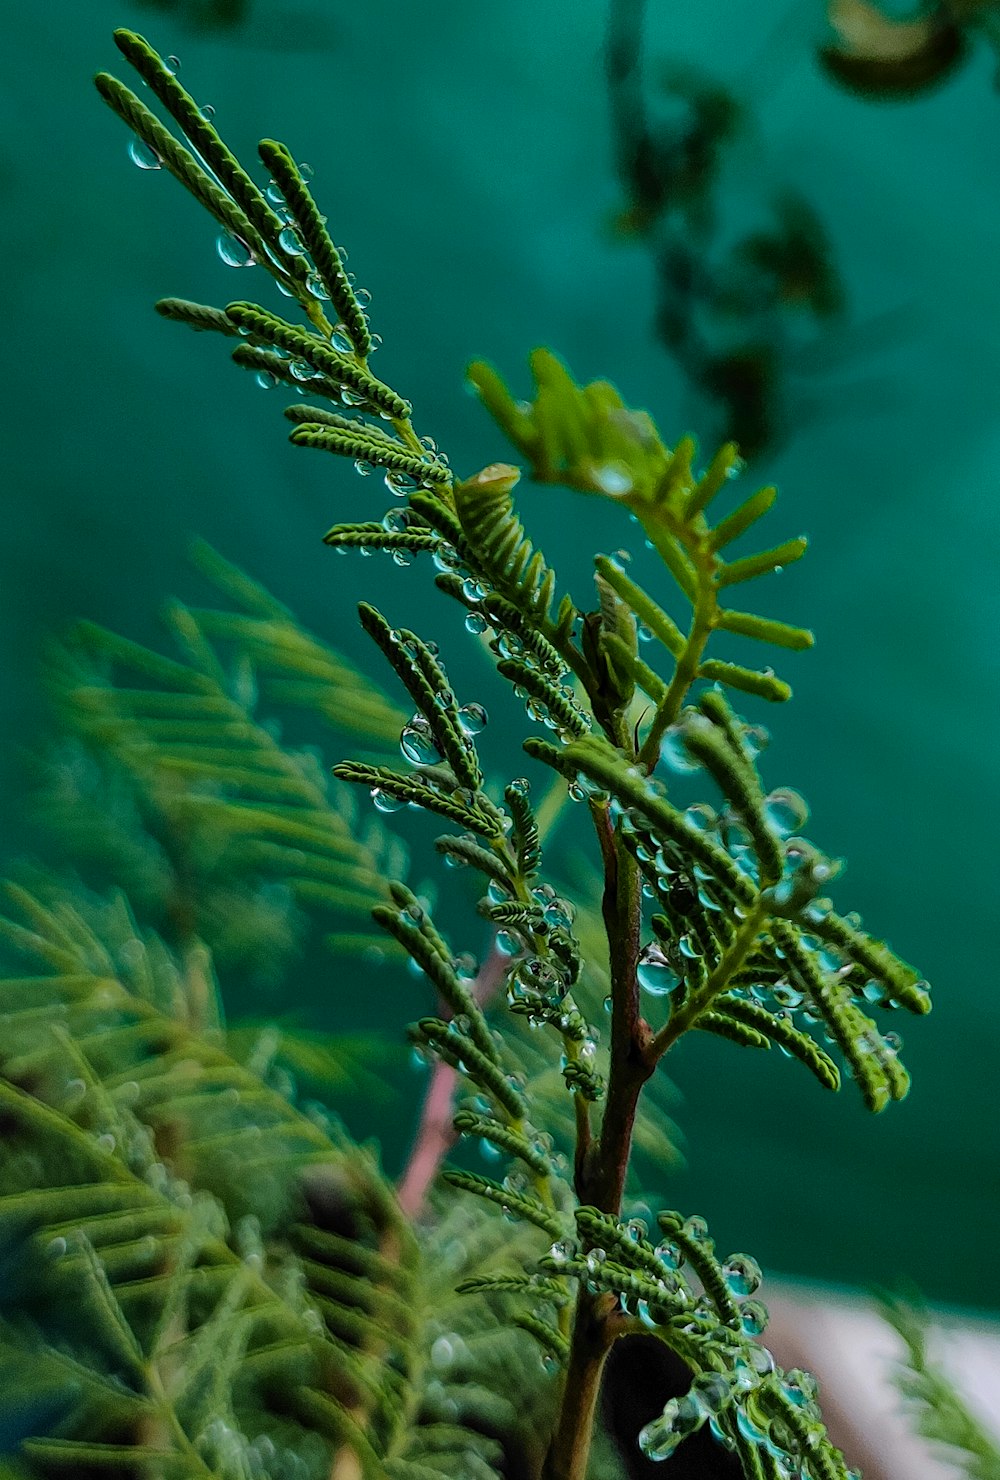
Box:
604, 0, 845, 461
129, 0, 251, 32
125, 0, 340, 48
820, 0, 1000, 101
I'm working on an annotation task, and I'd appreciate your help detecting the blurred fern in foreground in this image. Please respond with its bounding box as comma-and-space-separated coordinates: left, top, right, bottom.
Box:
0, 26, 945, 1480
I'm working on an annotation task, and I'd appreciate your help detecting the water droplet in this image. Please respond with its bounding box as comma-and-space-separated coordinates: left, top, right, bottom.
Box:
400, 715, 443, 766
371, 787, 404, 813
584, 1247, 607, 1292
682, 1215, 710, 1244
772, 980, 804, 1008
458, 703, 488, 735
265, 180, 284, 204
764, 788, 810, 837
548, 1238, 576, 1268
722, 1253, 762, 1298
692, 1372, 733, 1417
661, 726, 700, 773
128, 138, 161, 170
594, 464, 634, 497
740, 1299, 768, 1336
165, 55, 181, 74
216, 231, 255, 268
509, 776, 530, 796
255, 370, 278, 390
655, 1239, 683, 1269
782, 1368, 819, 1409
609, 548, 632, 571
638, 623, 654, 643
638, 943, 679, 997
465, 612, 487, 634
432, 544, 461, 573
199, 103, 215, 120
278, 225, 306, 255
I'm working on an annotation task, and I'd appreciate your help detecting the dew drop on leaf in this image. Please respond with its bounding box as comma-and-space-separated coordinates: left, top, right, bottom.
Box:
216, 231, 255, 268
370, 787, 404, 813
400, 716, 442, 765
764, 788, 810, 836
128, 139, 161, 170
278, 225, 306, 255
637, 943, 679, 997
458, 703, 488, 735
722, 1252, 762, 1297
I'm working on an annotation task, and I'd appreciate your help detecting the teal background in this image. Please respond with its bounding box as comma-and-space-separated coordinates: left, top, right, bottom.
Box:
3, 2, 999, 1308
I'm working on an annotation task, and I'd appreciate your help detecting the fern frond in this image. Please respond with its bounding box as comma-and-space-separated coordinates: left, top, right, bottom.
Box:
257, 138, 373, 357
440, 1171, 564, 1241
452, 464, 578, 642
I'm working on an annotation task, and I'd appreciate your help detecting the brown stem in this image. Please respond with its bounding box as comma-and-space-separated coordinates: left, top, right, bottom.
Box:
543, 1293, 615, 1480
546, 802, 653, 1480
396, 945, 508, 1218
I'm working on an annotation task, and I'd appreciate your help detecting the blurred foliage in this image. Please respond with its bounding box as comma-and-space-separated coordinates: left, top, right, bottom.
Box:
605, 0, 844, 460
819, 0, 1000, 101
882, 1295, 1000, 1480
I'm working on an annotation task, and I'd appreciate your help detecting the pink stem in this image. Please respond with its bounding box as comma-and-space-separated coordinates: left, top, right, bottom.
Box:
396, 944, 508, 1219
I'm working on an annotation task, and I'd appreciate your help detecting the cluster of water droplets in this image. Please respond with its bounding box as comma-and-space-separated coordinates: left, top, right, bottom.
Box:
625, 1237, 838, 1474
196, 1418, 324, 1480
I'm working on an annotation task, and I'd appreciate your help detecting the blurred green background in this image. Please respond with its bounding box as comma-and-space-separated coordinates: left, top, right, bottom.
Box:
3, 1, 998, 1309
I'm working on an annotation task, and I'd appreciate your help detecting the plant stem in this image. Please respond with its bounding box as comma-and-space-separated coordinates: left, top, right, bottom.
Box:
543, 1292, 615, 1480
545, 802, 653, 1480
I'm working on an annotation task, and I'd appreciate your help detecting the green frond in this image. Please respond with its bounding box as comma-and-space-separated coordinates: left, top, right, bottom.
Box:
258, 137, 373, 357
451, 1112, 553, 1177
373, 889, 497, 1064
455, 1274, 569, 1303
333, 762, 502, 837
511, 1312, 570, 1363
712, 997, 841, 1092
226, 302, 411, 420
433, 572, 570, 681
410, 1021, 524, 1122
293, 425, 451, 485
110, 29, 299, 281
696, 660, 792, 703
656, 1211, 742, 1329
495, 658, 589, 738
434, 833, 514, 890
452, 464, 576, 637
94, 70, 270, 273
593, 556, 685, 658
773, 922, 908, 1112
155, 297, 241, 337
695, 1009, 773, 1052
715, 609, 814, 651
440, 1171, 564, 1241
323, 523, 441, 556
355, 603, 485, 794
716, 538, 808, 587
